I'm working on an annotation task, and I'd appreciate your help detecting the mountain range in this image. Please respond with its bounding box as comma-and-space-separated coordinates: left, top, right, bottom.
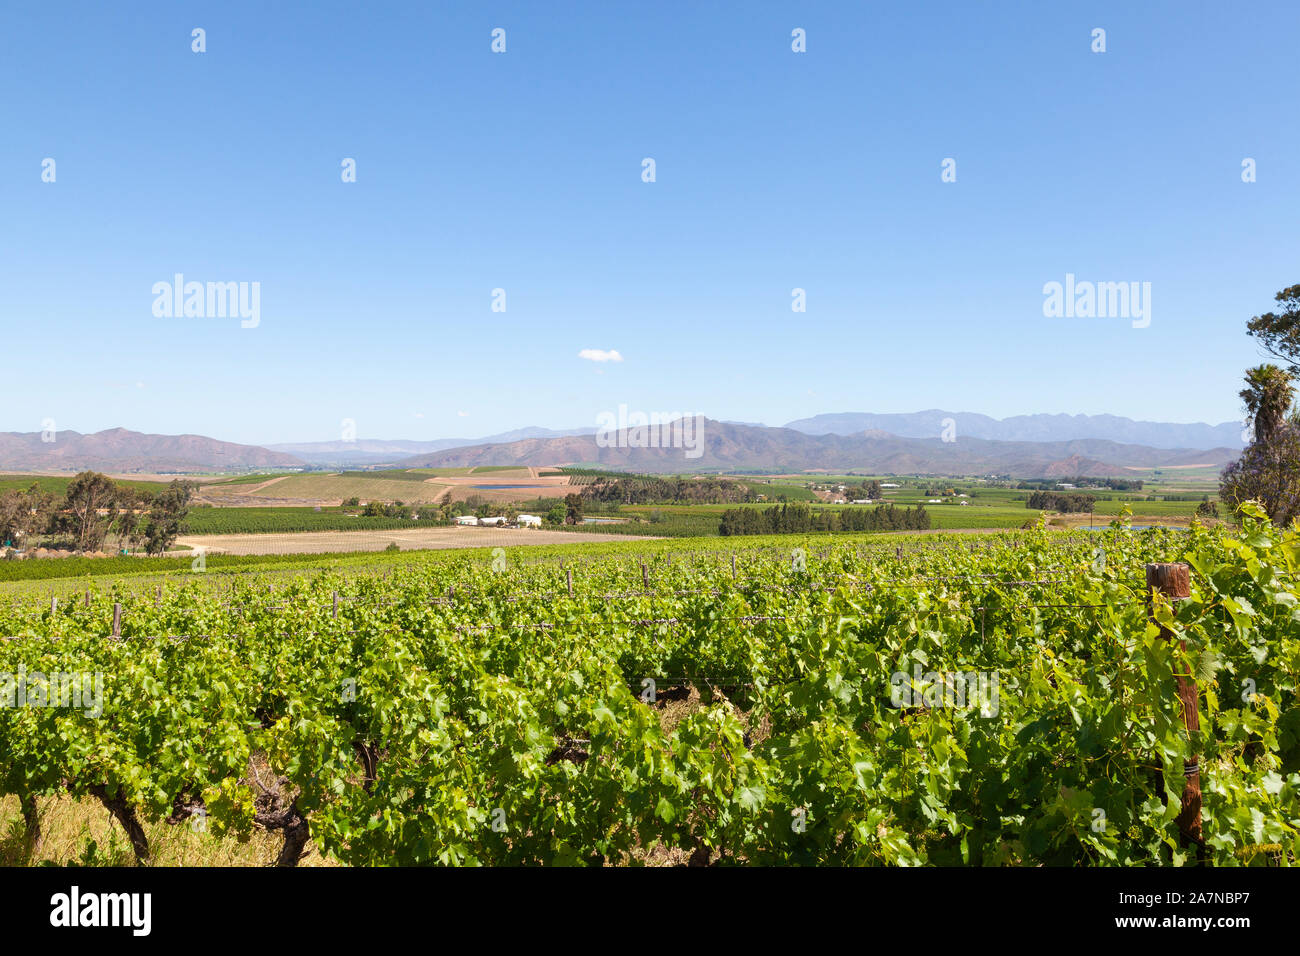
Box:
0, 428, 301, 473
399, 419, 1236, 477
0, 410, 1245, 477
265, 427, 594, 466
782, 411, 1245, 449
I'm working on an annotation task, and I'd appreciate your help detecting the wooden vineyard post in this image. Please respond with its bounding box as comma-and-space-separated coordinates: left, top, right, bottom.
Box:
1145, 562, 1202, 850
642, 563, 649, 591
731, 555, 736, 580
112, 603, 122, 638
50, 596, 57, 616
332, 591, 339, 620
84, 590, 91, 608
566, 568, 573, 598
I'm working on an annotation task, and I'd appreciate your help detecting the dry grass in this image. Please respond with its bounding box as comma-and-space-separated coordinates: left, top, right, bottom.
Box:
239, 474, 451, 504
0, 794, 336, 867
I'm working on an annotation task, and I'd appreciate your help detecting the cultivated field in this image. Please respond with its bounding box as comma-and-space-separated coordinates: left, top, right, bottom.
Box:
197, 466, 572, 507
2, 516, 1294, 866
175, 525, 639, 556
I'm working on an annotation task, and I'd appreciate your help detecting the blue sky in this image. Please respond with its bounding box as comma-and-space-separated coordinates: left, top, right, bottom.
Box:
2, 1, 1296, 445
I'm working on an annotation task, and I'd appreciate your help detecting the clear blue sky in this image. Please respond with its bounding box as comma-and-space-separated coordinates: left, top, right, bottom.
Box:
2, 1, 1296, 445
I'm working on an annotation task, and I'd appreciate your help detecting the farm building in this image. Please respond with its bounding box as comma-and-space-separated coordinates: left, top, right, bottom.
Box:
517, 514, 542, 527
480, 516, 506, 526
455, 515, 479, 526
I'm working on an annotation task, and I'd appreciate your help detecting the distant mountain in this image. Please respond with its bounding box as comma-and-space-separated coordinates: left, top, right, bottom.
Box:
784, 411, 1245, 450
0, 428, 304, 473
267, 427, 593, 466
1, 416, 1241, 477
397, 418, 1238, 477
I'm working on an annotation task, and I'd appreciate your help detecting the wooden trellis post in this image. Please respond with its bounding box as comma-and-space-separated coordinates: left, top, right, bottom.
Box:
112, 603, 122, 638
1146, 562, 1202, 849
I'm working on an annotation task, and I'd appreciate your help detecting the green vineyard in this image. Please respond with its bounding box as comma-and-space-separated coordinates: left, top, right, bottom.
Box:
1, 510, 1297, 866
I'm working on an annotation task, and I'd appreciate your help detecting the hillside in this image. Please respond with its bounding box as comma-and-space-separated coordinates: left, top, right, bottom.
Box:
784, 410, 1244, 450
397, 418, 1238, 476
0, 428, 304, 473
266, 427, 594, 466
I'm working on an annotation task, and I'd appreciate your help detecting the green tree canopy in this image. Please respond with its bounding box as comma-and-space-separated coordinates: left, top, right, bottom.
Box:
1246, 284, 1300, 373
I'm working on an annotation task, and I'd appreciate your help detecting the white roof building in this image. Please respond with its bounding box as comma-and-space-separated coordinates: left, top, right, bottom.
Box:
517, 514, 542, 527
455, 515, 479, 526
480, 516, 506, 526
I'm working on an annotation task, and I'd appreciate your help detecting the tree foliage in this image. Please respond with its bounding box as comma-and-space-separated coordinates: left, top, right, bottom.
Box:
1246, 284, 1300, 374
1222, 363, 1300, 527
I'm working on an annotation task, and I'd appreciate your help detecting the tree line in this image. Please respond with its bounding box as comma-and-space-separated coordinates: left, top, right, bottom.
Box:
719, 503, 930, 536
0, 472, 196, 557
1024, 491, 1098, 513
1017, 477, 1143, 491
582, 476, 762, 505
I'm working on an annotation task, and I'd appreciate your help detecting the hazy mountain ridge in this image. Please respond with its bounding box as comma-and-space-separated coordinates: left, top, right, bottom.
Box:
0, 416, 1241, 477
267, 427, 595, 466
784, 410, 1245, 450
0, 428, 304, 472
398, 419, 1237, 477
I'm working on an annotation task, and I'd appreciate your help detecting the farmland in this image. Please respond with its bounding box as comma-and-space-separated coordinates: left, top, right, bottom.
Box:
1, 512, 1295, 866
201, 474, 452, 505
182, 507, 417, 535
171, 526, 638, 557
196, 466, 572, 508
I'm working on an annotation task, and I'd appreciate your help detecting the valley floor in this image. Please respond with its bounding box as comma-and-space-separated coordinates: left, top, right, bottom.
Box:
174, 524, 649, 556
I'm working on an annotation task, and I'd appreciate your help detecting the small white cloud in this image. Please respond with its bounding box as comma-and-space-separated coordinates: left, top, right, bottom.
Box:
457, 410, 469, 417
414, 412, 424, 419
578, 348, 623, 363
136, 381, 145, 389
